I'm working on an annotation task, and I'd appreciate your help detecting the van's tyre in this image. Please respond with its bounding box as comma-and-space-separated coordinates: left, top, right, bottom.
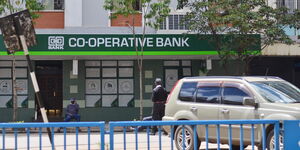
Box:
266, 129, 283, 150
174, 125, 200, 150
231, 145, 247, 150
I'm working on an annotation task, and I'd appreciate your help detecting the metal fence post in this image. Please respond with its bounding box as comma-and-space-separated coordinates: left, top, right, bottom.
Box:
283, 120, 300, 150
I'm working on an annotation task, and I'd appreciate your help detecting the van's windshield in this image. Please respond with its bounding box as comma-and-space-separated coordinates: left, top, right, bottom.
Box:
249, 81, 300, 103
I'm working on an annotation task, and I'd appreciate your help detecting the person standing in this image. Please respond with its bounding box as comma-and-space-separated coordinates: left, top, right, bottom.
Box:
151, 78, 168, 135
64, 97, 80, 122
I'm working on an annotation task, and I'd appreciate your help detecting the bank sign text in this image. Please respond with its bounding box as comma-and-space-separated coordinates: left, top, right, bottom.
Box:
69, 37, 189, 48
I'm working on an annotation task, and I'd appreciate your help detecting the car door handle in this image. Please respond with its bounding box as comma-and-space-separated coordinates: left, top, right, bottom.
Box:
221, 109, 230, 114
190, 107, 197, 112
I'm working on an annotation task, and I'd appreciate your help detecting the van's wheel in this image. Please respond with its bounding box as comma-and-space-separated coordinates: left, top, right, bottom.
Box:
266, 129, 284, 150
231, 145, 247, 150
174, 125, 200, 150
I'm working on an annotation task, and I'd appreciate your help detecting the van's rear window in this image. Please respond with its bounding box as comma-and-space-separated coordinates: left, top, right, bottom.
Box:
178, 82, 197, 102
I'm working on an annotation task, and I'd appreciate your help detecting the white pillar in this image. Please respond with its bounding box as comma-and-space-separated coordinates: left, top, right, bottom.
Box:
65, 0, 83, 27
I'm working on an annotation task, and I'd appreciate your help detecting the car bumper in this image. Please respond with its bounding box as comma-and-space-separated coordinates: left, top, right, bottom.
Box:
162, 116, 175, 133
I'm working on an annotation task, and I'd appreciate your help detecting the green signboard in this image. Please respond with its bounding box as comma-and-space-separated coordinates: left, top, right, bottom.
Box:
0, 34, 260, 55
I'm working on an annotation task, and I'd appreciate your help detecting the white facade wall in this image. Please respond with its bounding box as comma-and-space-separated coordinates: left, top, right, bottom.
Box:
82, 0, 109, 27
65, 0, 83, 27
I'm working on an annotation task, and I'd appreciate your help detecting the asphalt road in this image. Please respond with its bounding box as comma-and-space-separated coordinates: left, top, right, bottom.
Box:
0, 131, 258, 150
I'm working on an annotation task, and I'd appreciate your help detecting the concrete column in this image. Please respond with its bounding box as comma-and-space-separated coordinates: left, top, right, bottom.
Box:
65, 0, 83, 27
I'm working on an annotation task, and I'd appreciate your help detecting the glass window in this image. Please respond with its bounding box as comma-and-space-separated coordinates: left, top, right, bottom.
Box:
85, 61, 101, 67
16, 68, 27, 78
249, 81, 300, 103
276, 0, 299, 13
118, 61, 133, 66
178, 82, 197, 102
159, 18, 166, 30
196, 87, 220, 103
163, 15, 188, 30
179, 15, 185, 30
0, 69, 11, 78
119, 68, 133, 77
102, 68, 117, 77
86, 68, 100, 78
182, 68, 191, 77
0, 60, 28, 108
85, 60, 134, 107
223, 87, 249, 105
111, 0, 141, 11
38, 0, 64, 10
174, 15, 179, 29
168, 15, 174, 30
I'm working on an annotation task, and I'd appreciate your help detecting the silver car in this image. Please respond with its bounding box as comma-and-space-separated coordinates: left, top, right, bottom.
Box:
163, 76, 300, 150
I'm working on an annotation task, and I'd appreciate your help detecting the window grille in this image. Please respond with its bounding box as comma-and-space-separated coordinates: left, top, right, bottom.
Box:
160, 14, 188, 30
276, 0, 299, 13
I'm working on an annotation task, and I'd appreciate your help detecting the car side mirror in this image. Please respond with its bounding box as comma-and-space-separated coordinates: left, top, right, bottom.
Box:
243, 97, 257, 107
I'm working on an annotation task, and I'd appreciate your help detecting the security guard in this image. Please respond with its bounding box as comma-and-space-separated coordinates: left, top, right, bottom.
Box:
151, 78, 168, 135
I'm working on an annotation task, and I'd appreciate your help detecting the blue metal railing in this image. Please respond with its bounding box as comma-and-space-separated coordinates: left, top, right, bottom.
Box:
0, 120, 290, 150
283, 120, 300, 150
0, 121, 105, 150
109, 120, 280, 150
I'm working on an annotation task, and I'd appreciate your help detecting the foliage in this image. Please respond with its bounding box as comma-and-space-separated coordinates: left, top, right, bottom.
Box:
104, 0, 170, 29
0, 0, 43, 19
180, 0, 300, 68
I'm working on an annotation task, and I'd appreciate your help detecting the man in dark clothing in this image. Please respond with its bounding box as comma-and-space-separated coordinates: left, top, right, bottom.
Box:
151, 78, 168, 135
64, 97, 80, 122
57, 97, 81, 132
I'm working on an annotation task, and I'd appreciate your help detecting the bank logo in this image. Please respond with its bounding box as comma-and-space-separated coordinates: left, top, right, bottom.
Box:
48, 36, 64, 50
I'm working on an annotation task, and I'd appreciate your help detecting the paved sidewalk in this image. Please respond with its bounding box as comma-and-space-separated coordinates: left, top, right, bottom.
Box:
0, 131, 258, 150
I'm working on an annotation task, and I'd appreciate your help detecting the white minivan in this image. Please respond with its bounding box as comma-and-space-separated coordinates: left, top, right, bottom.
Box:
163, 76, 300, 150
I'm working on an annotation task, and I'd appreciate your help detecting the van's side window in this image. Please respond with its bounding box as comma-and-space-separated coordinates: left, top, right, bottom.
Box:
223, 87, 249, 105
196, 86, 220, 103
178, 82, 197, 102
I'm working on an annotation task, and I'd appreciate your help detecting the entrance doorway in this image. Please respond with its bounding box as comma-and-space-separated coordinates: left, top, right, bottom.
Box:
35, 61, 63, 121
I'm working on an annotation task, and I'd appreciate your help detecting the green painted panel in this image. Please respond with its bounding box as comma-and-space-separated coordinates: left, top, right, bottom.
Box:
0, 34, 260, 55
206, 60, 245, 76
143, 60, 164, 99
76, 107, 152, 121
63, 61, 85, 101
0, 108, 35, 122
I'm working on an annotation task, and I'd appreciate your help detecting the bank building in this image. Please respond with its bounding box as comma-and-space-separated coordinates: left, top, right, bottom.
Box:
0, 0, 299, 122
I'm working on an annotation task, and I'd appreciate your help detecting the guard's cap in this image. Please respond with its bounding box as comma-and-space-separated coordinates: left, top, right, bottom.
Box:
70, 97, 76, 101
155, 78, 162, 85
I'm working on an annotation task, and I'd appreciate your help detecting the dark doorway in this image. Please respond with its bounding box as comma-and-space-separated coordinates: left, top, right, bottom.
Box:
35, 61, 63, 121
